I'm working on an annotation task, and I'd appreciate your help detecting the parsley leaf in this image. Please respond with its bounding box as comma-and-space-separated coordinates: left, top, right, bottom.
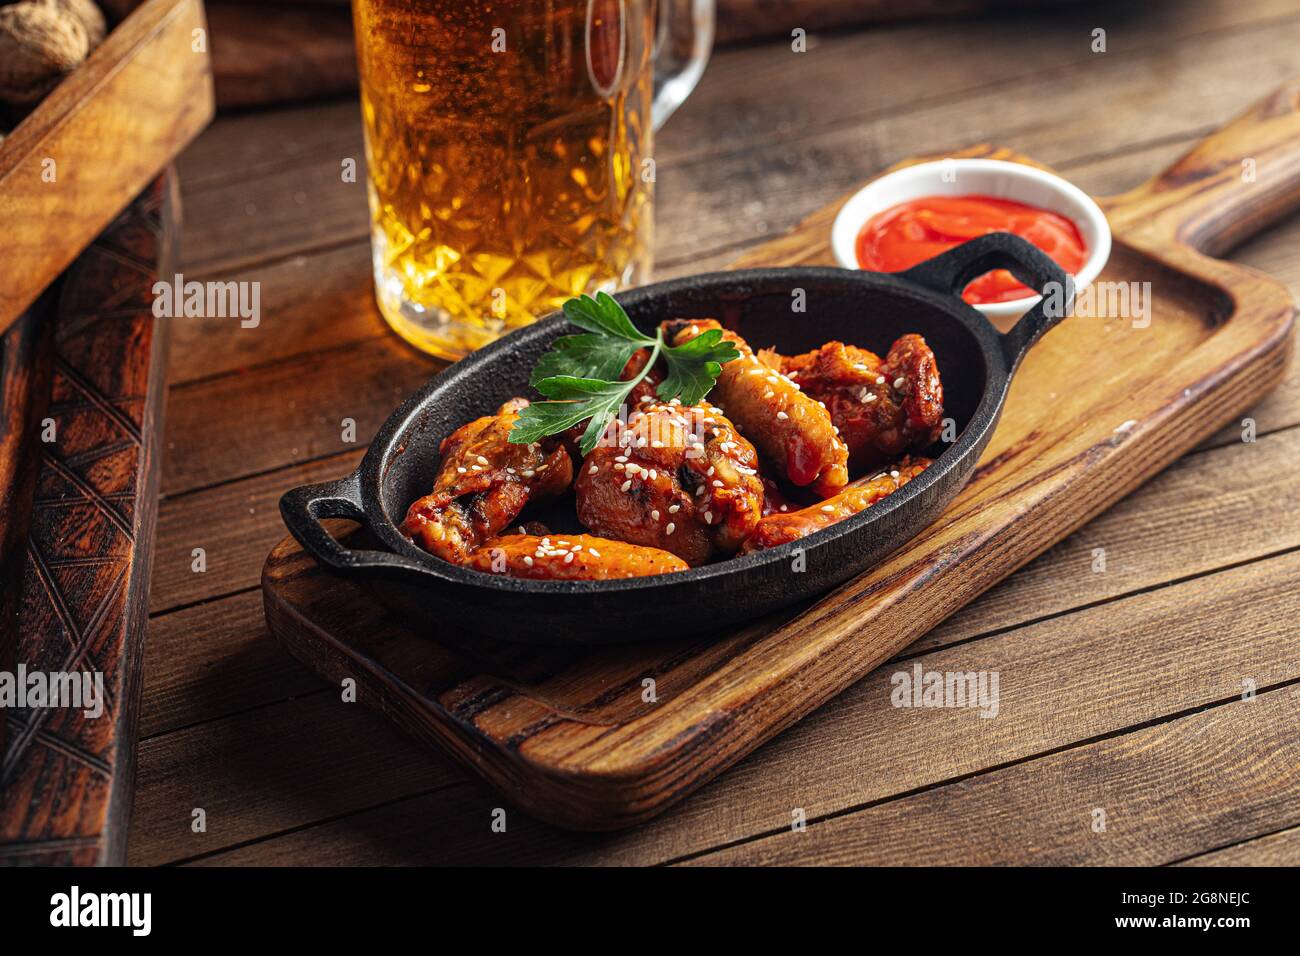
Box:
562, 292, 653, 343
658, 328, 741, 406
508, 293, 739, 456
528, 333, 644, 388
511, 374, 644, 457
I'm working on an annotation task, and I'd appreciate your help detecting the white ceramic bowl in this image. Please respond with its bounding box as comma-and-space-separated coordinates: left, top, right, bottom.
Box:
830, 158, 1111, 327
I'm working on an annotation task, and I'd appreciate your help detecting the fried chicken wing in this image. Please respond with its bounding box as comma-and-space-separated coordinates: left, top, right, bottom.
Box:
664, 319, 849, 498
402, 398, 573, 563
466, 533, 689, 579
740, 456, 932, 553
776, 335, 943, 471
574, 400, 764, 565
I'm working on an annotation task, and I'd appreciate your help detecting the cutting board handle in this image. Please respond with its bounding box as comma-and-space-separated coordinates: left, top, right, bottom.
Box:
1110, 77, 1300, 256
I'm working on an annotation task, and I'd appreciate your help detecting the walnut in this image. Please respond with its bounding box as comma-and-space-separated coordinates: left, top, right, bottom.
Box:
0, 1, 91, 107
50, 0, 108, 48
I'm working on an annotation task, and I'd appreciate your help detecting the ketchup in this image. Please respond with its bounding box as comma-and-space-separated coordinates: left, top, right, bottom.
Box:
855, 195, 1087, 304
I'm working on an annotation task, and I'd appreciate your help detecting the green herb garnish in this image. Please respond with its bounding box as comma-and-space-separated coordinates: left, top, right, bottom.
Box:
508, 292, 740, 456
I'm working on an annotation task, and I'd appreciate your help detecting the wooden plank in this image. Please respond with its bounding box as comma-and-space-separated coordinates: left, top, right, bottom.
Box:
167, 243, 375, 386
0, 0, 213, 332
125, 689, 460, 866
179, 551, 1300, 864
681, 687, 1300, 866
161, 337, 434, 495
149, 450, 363, 612
1175, 825, 1300, 866
139, 589, 325, 739
207, 1, 356, 110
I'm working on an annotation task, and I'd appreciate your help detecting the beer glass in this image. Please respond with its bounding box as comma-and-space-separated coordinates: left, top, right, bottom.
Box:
353, 0, 715, 360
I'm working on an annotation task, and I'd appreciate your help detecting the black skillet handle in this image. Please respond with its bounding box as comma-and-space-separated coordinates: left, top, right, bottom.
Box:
279, 473, 429, 577
900, 231, 1075, 368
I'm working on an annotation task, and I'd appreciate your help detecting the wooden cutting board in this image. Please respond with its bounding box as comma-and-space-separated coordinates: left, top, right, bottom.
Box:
261, 82, 1297, 830
0, 175, 177, 865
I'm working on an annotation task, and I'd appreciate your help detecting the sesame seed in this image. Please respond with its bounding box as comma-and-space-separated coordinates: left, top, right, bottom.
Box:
779, 505, 788, 512
890, 470, 900, 479
652, 440, 664, 448
712, 480, 723, 488
703, 510, 713, 522
476, 455, 489, 465
668, 504, 680, 514
522, 469, 535, 478
894, 376, 906, 390
707, 466, 715, 476
651, 509, 660, 520
777, 411, 789, 420
621, 480, 632, 492
589, 465, 598, 475
524, 556, 534, 566
821, 505, 835, 513
589, 548, 601, 557
457, 466, 466, 473
763, 390, 774, 399
564, 552, 574, 564
665, 522, 676, 535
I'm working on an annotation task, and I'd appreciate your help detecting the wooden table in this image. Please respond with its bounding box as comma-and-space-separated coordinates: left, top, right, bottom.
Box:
128, 0, 1300, 866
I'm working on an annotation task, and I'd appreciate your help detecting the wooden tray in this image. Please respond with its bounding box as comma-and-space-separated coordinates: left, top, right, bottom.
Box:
262, 83, 1297, 830
0, 0, 213, 335
0, 174, 177, 865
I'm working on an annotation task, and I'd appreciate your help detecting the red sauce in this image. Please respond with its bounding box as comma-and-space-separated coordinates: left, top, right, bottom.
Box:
855, 195, 1087, 304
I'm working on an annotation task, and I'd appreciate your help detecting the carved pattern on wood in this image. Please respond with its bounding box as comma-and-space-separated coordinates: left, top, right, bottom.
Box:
0, 176, 173, 866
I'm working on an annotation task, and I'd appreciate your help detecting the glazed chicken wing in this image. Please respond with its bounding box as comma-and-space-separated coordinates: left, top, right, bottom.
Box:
741, 456, 932, 553
402, 398, 573, 563
774, 335, 943, 471
575, 400, 764, 566
466, 533, 689, 580
664, 319, 849, 498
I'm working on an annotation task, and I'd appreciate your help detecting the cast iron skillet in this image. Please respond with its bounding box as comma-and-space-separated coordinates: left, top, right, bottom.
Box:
281, 232, 1072, 644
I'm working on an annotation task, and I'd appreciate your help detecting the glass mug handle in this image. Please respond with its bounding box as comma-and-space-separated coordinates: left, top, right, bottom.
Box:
651, 0, 715, 130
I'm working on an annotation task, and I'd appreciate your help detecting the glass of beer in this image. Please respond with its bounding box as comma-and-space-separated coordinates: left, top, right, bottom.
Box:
353, 0, 715, 360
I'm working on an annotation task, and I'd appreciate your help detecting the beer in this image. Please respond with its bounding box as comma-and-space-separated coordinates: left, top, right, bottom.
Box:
355, 0, 661, 360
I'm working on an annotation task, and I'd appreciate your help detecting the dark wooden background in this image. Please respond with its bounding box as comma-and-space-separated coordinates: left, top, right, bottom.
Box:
128, 0, 1300, 865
